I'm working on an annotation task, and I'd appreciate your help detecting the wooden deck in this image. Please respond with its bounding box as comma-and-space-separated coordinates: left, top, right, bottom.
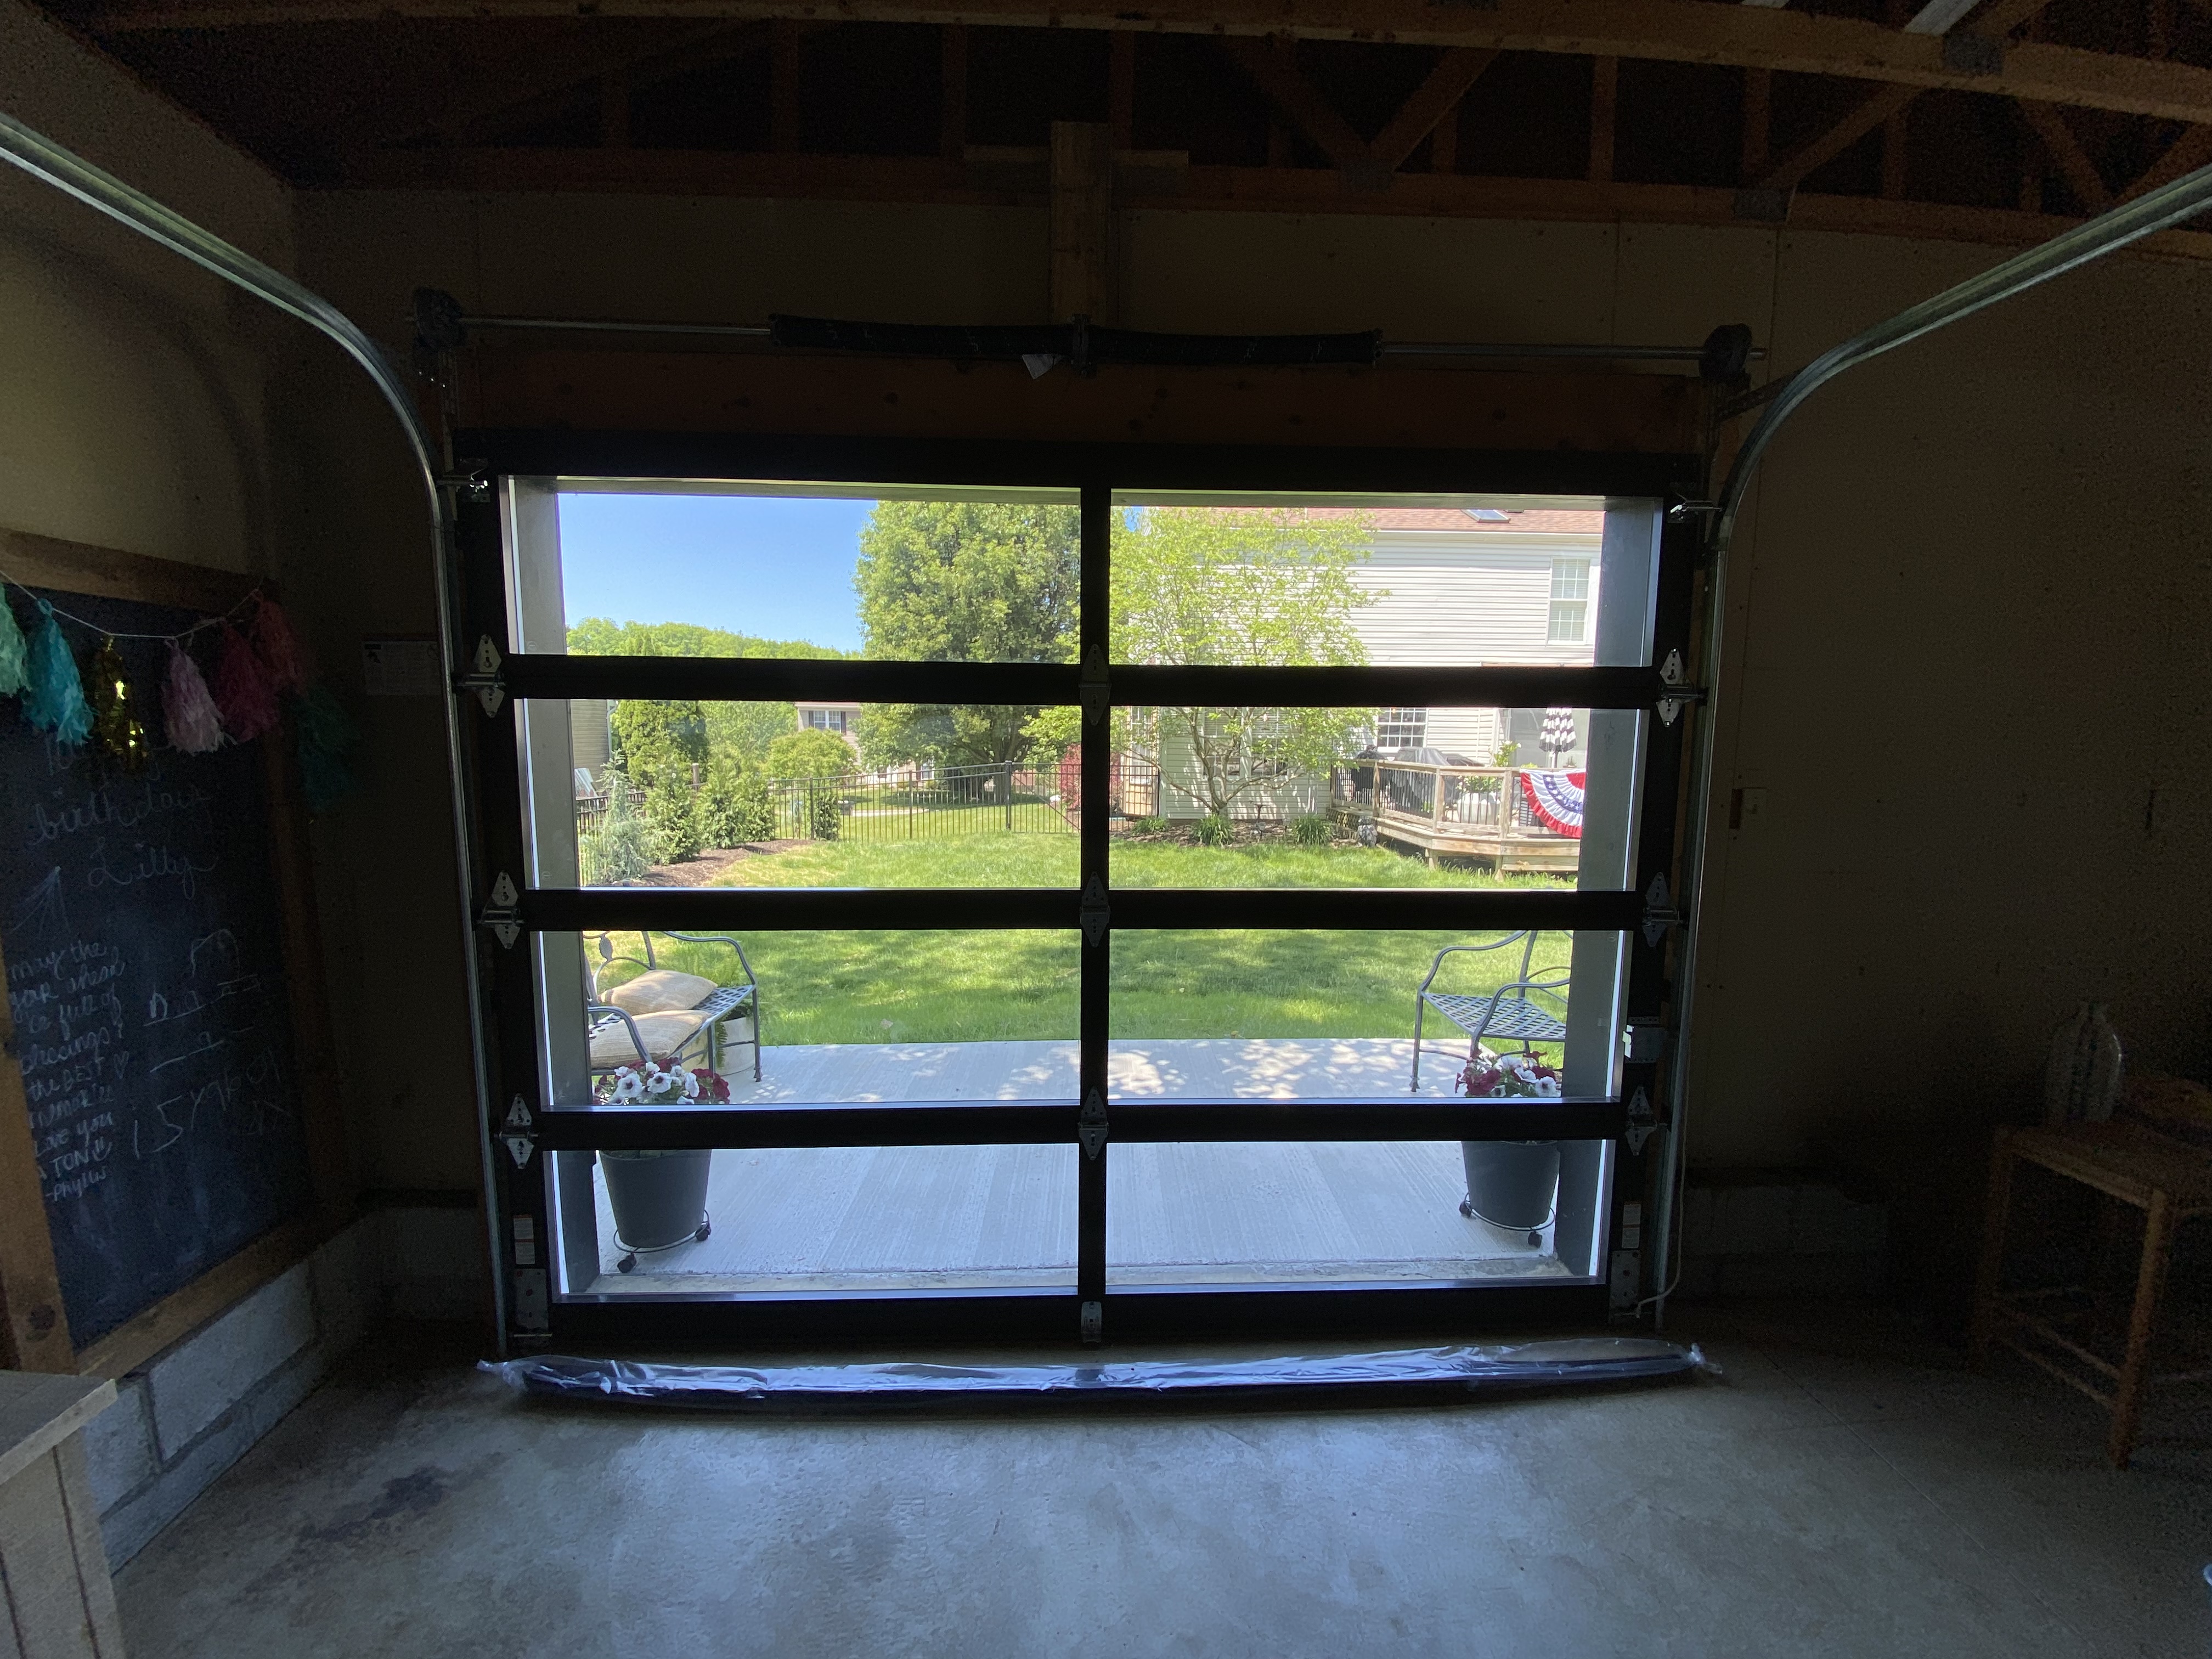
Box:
1361, 760, 1582, 874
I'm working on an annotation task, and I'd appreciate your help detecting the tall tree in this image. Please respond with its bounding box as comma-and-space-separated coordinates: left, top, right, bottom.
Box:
569, 616, 850, 771
853, 500, 1080, 769
1111, 505, 1376, 819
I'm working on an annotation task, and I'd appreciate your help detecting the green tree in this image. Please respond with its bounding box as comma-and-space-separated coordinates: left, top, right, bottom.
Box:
766, 727, 860, 780
1111, 505, 1377, 819
569, 617, 850, 772
610, 699, 708, 788
698, 758, 776, 847
642, 769, 703, 864
853, 501, 1080, 770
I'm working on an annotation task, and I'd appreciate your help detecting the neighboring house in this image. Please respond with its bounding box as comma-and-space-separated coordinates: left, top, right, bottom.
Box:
795, 701, 864, 750
570, 698, 613, 781
1141, 506, 1604, 820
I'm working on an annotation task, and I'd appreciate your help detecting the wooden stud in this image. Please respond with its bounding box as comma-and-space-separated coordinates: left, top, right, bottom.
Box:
1369, 48, 1496, 173
940, 23, 967, 161
1109, 32, 1136, 150
2108, 1188, 2175, 1468
2121, 122, 2212, 202
2018, 100, 2112, 211
771, 18, 802, 154
1431, 99, 1458, 175
1760, 83, 1921, 192
1221, 34, 1370, 170
1741, 66, 1771, 181
1049, 121, 1115, 323
1588, 55, 1617, 185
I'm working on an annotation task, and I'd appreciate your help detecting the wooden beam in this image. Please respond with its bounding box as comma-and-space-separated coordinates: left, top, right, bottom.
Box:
1430, 97, 1459, 174
1742, 66, 1771, 180
1588, 55, 1618, 184
2018, 100, 2112, 210
77, 0, 2212, 128
1367, 48, 1496, 172
1048, 121, 1114, 322
940, 23, 968, 160
1760, 82, 1922, 191
771, 18, 801, 153
1109, 32, 1136, 149
1217, 33, 1368, 170
334, 144, 2212, 262
2120, 121, 2212, 202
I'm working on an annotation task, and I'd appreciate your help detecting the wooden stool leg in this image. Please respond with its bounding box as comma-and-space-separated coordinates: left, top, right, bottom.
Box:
1970, 1130, 2017, 1368
2108, 1189, 2175, 1470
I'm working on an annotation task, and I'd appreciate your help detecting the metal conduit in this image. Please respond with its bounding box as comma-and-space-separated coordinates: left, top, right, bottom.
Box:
0, 109, 512, 1347
1645, 160, 2212, 1325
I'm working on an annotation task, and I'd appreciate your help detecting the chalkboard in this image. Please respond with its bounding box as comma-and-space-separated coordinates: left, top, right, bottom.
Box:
1, 589, 311, 1346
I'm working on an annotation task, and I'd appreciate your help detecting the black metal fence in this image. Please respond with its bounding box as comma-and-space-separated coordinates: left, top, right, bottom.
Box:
767, 761, 1073, 842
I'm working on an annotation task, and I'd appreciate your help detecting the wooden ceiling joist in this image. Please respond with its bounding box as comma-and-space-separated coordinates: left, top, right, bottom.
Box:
2018, 100, 2113, 210
1221, 38, 1498, 185
74, 0, 2212, 129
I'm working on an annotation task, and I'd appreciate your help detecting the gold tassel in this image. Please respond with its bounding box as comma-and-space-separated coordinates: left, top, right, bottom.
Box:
89, 636, 148, 772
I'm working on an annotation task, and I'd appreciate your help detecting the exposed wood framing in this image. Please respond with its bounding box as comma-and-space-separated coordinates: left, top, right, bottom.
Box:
1219, 33, 1370, 171
1759, 83, 1921, 191
2121, 121, 2212, 201
2019, 100, 2113, 209
336, 144, 2212, 262
1048, 121, 1113, 321
1589, 54, 1617, 185
1742, 65, 1771, 179
940, 22, 967, 159
1369, 48, 1496, 172
1223, 39, 1496, 187
80, 0, 2212, 129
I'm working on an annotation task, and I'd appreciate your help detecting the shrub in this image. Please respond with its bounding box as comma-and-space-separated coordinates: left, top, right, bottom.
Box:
1289, 813, 1332, 846
643, 770, 703, 864
579, 777, 652, 883
767, 727, 858, 781
1126, 816, 1170, 838
805, 783, 843, 841
1193, 814, 1234, 847
698, 761, 776, 847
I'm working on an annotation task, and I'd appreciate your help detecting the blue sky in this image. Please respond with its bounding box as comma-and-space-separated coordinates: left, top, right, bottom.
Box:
558, 493, 872, 651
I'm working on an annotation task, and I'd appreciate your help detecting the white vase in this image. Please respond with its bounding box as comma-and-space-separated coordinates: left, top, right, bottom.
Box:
2044, 1001, 2124, 1126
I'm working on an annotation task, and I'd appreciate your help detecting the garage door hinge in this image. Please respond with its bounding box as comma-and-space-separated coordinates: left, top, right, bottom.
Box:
500, 1096, 537, 1168
437, 459, 489, 503
455, 635, 506, 714
479, 872, 523, 949
1624, 1085, 1660, 1157
1079, 1089, 1109, 1159
1080, 876, 1110, 945
1080, 1300, 1103, 1345
1656, 648, 1706, 726
1641, 874, 1681, 947
1080, 645, 1110, 726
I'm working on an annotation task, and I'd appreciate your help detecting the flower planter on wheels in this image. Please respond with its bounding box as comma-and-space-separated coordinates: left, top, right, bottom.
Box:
599, 1149, 713, 1272
1457, 1049, 1564, 1248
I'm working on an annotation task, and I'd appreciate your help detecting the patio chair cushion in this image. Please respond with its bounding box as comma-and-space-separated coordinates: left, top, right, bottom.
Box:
590, 1009, 709, 1068
602, 969, 718, 1017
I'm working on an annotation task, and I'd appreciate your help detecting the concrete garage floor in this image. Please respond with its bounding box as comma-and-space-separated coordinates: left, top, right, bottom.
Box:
112, 1312, 2212, 1658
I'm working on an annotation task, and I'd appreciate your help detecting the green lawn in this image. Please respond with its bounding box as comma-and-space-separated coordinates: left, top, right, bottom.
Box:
596, 834, 1574, 1049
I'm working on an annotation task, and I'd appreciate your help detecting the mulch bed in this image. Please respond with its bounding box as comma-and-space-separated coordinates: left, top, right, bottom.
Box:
624, 842, 806, 888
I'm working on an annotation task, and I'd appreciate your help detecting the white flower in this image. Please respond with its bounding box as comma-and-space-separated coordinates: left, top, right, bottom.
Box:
1536, 1075, 1561, 1097
678, 1068, 702, 1099
611, 1070, 644, 1101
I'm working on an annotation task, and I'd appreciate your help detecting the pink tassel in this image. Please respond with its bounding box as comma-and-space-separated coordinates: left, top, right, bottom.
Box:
163, 641, 225, 754
251, 593, 308, 695
211, 623, 279, 742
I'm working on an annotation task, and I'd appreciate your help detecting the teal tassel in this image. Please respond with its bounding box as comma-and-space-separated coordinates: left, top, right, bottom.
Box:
0, 594, 26, 698
22, 602, 90, 745
294, 686, 359, 810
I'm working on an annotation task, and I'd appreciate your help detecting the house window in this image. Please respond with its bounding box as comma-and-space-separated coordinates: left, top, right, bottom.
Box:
803, 708, 851, 733
1375, 708, 1427, 751
1548, 559, 1590, 643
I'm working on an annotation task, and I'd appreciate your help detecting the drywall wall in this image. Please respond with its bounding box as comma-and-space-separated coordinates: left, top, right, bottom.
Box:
294, 187, 2212, 1205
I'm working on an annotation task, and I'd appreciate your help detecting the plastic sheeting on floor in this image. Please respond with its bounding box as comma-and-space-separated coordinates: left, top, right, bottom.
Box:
480, 1339, 1705, 1415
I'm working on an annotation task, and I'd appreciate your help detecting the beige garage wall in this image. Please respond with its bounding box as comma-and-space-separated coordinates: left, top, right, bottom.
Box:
297, 187, 2212, 1187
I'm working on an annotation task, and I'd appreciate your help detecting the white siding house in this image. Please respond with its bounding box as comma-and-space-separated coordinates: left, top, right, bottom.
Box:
1139, 506, 1605, 819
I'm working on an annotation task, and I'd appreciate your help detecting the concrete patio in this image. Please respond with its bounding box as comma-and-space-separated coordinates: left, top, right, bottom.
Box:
578, 1038, 1583, 1295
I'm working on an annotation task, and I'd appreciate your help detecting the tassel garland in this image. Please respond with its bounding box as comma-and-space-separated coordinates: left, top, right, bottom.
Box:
252, 594, 308, 695
294, 685, 359, 811
22, 602, 91, 746
88, 636, 149, 772
0, 596, 26, 699
163, 641, 225, 754
211, 622, 280, 742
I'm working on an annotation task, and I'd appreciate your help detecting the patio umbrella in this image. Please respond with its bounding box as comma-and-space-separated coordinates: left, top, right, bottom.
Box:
1540, 707, 1577, 766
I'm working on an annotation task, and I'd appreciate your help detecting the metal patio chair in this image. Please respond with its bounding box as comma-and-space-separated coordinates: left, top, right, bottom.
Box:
1410, 930, 1569, 1091
586, 930, 763, 1084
